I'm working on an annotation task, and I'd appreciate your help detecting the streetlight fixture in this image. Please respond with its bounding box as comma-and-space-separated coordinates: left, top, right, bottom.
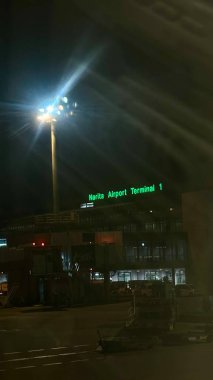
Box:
37, 97, 77, 213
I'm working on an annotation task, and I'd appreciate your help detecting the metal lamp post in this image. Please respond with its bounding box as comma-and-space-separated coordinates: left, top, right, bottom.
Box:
50, 120, 58, 213
37, 97, 77, 213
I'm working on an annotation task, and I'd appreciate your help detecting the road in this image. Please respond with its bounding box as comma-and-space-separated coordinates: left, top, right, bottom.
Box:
0, 303, 213, 379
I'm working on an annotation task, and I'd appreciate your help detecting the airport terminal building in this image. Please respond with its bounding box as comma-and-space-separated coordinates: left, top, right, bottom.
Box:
0, 185, 212, 303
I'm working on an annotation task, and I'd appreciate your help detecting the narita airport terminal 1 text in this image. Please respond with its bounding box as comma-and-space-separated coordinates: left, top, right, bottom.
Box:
88, 183, 163, 202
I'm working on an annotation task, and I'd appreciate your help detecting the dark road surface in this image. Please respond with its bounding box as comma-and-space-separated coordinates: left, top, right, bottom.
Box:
0, 304, 213, 379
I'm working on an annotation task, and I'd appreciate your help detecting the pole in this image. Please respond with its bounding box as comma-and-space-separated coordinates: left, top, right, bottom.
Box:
103, 243, 110, 303
51, 122, 58, 213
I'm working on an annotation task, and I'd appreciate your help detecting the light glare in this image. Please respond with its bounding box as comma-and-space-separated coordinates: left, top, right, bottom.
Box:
47, 105, 53, 113
37, 113, 51, 123
37, 96, 77, 125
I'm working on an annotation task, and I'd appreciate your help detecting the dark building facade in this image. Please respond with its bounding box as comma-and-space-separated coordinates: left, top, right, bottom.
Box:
1, 189, 212, 301
77, 193, 188, 285
182, 190, 213, 294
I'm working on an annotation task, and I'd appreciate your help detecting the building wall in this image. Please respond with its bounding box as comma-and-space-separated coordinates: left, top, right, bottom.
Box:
5, 232, 51, 248
182, 190, 213, 294
51, 231, 83, 246
1, 194, 196, 292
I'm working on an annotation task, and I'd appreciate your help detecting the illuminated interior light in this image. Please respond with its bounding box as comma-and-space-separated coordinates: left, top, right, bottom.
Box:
0, 239, 7, 247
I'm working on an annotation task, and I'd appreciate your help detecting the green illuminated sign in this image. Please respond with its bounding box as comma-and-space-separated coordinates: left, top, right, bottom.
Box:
88, 183, 163, 202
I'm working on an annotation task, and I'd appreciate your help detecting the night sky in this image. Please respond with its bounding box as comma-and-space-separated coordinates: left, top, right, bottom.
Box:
0, 0, 212, 222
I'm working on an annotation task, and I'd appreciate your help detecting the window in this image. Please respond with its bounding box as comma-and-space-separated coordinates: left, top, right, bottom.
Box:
144, 270, 161, 281
130, 224, 137, 232
138, 243, 152, 262
175, 269, 186, 284
61, 251, 71, 271
0, 238, 7, 247
159, 221, 167, 232
145, 222, 155, 232
153, 242, 166, 261
125, 246, 138, 263
176, 240, 186, 261
118, 271, 131, 282
164, 242, 177, 262
170, 220, 183, 232
123, 224, 131, 232
91, 272, 104, 281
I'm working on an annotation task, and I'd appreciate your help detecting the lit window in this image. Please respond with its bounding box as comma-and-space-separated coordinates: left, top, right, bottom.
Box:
0, 239, 7, 247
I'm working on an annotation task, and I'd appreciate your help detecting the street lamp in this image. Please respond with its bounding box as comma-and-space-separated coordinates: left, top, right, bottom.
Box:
37, 97, 77, 213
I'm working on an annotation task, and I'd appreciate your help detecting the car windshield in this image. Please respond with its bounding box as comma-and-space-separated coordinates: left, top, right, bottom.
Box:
0, 1, 213, 380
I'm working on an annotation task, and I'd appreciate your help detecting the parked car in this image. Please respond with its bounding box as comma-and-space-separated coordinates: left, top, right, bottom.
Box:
110, 282, 131, 296
128, 280, 150, 296
175, 284, 195, 297
128, 280, 164, 297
